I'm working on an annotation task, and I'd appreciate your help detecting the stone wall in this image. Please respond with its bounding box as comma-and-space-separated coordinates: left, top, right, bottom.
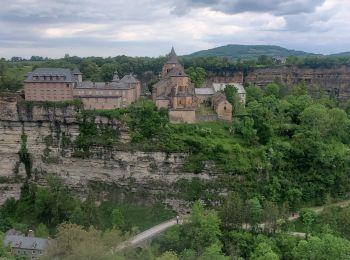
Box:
168, 109, 196, 123
0, 96, 212, 208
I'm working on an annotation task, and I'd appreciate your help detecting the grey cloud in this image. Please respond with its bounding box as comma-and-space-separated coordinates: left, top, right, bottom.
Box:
172, 0, 325, 15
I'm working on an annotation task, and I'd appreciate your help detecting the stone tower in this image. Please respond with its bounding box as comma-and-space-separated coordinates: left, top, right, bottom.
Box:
161, 47, 184, 78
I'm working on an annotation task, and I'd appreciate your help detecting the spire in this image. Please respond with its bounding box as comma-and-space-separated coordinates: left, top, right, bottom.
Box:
167, 47, 179, 64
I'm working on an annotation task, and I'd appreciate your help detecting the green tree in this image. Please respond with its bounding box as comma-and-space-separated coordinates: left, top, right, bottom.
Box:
286, 188, 303, 212
248, 197, 263, 229
224, 84, 244, 115
246, 85, 264, 103
185, 67, 206, 88
100, 63, 118, 81
42, 223, 124, 260
219, 192, 245, 229
111, 209, 125, 229
293, 234, 350, 260
265, 83, 281, 97
262, 201, 279, 232
338, 207, 350, 239
0, 231, 12, 258
234, 117, 258, 145
199, 243, 229, 260
300, 208, 316, 238
156, 251, 179, 260
250, 242, 279, 260
35, 223, 49, 238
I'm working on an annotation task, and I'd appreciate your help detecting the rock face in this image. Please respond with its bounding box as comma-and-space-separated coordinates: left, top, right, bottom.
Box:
0, 96, 212, 209
244, 66, 350, 99
205, 66, 350, 100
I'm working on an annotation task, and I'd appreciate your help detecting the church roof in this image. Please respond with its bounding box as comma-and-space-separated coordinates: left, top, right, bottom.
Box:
168, 67, 187, 77
167, 47, 179, 64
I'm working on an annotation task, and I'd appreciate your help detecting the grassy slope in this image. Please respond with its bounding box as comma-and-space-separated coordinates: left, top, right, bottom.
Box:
187, 44, 316, 59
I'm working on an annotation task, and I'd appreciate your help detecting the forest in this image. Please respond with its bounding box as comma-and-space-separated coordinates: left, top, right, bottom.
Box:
1, 75, 350, 258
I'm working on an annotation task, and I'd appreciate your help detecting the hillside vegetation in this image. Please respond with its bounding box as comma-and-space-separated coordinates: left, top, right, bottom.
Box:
187, 44, 315, 59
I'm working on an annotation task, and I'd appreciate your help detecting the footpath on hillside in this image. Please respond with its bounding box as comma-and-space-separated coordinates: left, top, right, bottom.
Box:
116, 199, 350, 250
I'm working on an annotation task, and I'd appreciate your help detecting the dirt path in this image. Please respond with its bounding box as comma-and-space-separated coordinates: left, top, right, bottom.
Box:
287, 199, 350, 221
116, 199, 350, 249
115, 218, 183, 251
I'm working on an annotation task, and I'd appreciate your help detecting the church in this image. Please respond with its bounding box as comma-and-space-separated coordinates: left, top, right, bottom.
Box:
152, 47, 197, 123
152, 48, 232, 123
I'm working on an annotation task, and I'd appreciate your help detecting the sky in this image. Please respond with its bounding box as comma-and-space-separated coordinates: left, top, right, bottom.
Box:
0, 0, 349, 58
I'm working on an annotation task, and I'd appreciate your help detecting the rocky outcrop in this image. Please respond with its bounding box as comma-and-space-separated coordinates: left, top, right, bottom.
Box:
204, 66, 350, 100
244, 66, 350, 99
0, 96, 213, 209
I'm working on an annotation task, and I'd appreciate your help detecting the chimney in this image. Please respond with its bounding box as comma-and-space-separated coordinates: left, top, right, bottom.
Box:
28, 230, 35, 237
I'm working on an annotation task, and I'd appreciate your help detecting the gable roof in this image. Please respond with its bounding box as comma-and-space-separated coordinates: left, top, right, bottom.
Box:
212, 92, 228, 106
120, 74, 139, 84
25, 68, 75, 83
195, 87, 215, 95
167, 67, 187, 77
4, 235, 49, 251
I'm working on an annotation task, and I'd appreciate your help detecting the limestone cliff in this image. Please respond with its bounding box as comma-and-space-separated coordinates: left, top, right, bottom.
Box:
205, 66, 350, 100
245, 66, 350, 99
0, 96, 212, 210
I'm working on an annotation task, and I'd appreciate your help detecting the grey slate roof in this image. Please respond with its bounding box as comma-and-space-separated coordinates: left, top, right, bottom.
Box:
212, 92, 228, 106
4, 235, 49, 251
167, 68, 187, 77
167, 47, 179, 64
77, 81, 134, 90
195, 87, 215, 95
25, 68, 75, 83
73, 67, 82, 75
121, 74, 139, 84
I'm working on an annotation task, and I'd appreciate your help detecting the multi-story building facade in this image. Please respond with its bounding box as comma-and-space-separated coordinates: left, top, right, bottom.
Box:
24, 68, 79, 101
24, 68, 141, 110
74, 73, 141, 110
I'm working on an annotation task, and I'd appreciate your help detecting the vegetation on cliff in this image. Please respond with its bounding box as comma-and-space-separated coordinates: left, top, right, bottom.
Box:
0, 176, 174, 236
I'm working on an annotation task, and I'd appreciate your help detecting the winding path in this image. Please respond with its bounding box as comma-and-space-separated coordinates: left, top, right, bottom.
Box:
116, 199, 350, 250
115, 218, 185, 251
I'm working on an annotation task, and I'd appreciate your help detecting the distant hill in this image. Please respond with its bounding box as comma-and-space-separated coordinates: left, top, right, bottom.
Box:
329, 52, 350, 58
187, 44, 317, 59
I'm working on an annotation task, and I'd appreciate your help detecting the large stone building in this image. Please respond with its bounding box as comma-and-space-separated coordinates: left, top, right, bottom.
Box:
153, 48, 233, 123
74, 72, 141, 110
24, 68, 78, 101
152, 47, 197, 123
24, 68, 141, 110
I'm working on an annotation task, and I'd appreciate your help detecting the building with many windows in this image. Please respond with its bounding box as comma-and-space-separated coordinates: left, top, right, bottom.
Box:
24, 68, 141, 110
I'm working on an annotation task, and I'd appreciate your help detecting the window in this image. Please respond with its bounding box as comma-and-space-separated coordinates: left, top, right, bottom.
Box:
224, 106, 227, 111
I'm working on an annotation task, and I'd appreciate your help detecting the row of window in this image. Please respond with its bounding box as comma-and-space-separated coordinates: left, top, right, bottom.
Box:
32, 75, 66, 81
